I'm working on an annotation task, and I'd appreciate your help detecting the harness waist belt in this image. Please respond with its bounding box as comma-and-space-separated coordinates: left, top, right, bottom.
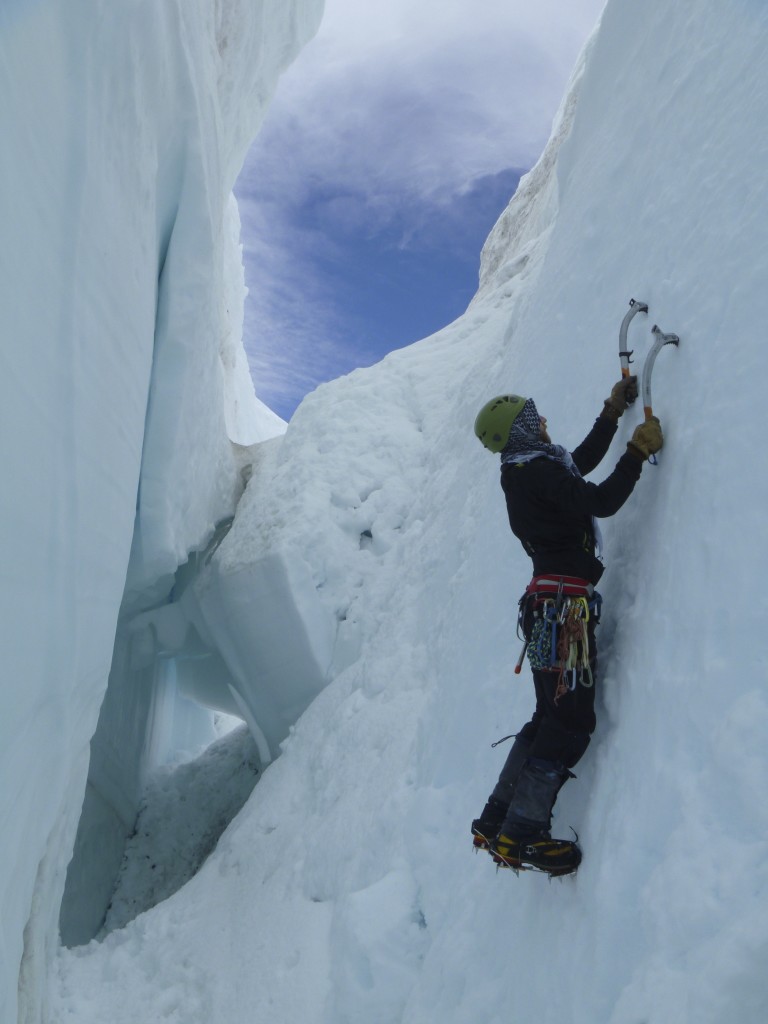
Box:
525, 574, 594, 598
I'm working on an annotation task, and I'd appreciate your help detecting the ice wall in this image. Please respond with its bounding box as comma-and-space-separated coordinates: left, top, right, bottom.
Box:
49, 0, 768, 1020
0, 0, 322, 1020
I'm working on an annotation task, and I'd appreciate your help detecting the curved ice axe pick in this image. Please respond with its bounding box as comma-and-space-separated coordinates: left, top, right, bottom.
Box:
619, 298, 648, 379
641, 324, 680, 463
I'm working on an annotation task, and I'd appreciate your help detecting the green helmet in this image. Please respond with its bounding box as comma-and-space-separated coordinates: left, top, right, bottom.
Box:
474, 394, 527, 452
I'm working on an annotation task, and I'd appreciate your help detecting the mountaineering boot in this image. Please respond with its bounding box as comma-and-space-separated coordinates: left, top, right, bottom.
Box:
491, 759, 581, 875
491, 833, 581, 876
471, 734, 532, 850
471, 796, 506, 850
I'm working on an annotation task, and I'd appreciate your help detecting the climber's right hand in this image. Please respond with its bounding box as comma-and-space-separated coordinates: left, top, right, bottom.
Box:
627, 416, 663, 461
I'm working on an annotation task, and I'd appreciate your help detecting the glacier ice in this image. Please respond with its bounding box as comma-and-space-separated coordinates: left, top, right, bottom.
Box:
4, 0, 768, 1022
0, 0, 323, 1019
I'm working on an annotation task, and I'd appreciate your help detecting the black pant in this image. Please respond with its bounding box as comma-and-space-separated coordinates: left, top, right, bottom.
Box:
517, 602, 598, 769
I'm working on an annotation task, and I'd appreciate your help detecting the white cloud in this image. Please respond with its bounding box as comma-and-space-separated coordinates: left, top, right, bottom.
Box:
257, 0, 606, 195
235, 0, 607, 415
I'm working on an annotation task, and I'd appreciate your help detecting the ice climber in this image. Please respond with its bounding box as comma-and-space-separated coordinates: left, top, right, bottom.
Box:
471, 379, 663, 875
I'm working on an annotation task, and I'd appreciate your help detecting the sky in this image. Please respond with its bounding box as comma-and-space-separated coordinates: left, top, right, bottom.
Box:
234, 0, 606, 421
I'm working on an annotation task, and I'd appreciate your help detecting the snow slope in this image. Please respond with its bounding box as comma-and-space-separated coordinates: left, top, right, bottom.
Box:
44, 0, 768, 1021
0, 1, 321, 1021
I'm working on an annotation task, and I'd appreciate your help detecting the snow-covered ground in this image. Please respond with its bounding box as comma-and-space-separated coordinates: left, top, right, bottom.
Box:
4, 0, 768, 1021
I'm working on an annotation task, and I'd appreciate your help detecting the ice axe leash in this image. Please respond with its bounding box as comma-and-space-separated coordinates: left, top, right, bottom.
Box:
642, 324, 680, 464
618, 298, 648, 379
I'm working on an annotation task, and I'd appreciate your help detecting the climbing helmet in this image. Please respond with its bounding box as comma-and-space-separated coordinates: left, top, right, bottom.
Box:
473, 394, 528, 452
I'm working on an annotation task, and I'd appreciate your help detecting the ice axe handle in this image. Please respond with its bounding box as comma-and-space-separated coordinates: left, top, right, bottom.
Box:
643, 328, 680, 419
642, 325, 680, 462
619, 298, 648, 378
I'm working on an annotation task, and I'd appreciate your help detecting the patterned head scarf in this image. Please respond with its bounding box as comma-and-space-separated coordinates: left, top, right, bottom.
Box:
500, 397, 574, 471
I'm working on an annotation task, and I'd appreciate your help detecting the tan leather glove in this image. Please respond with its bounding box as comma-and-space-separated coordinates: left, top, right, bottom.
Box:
603, 376, 639, 420
627, 416, 663, 461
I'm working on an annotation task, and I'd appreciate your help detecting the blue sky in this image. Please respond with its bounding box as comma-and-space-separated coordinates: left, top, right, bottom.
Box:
234, 0, 605, 421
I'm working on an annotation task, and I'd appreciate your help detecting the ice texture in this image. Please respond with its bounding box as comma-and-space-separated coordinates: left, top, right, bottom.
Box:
0, 0, 322, 1020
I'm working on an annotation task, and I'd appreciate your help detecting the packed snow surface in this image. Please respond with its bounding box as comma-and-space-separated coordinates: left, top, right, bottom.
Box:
7, 0, 768, 1020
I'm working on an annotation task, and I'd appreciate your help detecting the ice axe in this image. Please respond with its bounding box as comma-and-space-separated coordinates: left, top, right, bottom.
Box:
642, 324, 680, 419
618, 298, 648, 379
641, 324, 680, 463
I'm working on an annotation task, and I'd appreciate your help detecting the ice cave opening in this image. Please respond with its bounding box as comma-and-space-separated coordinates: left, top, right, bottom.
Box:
58, 516, 255, 947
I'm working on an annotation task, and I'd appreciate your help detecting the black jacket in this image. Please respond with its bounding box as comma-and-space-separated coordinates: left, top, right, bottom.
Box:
500, 415, 642, 584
